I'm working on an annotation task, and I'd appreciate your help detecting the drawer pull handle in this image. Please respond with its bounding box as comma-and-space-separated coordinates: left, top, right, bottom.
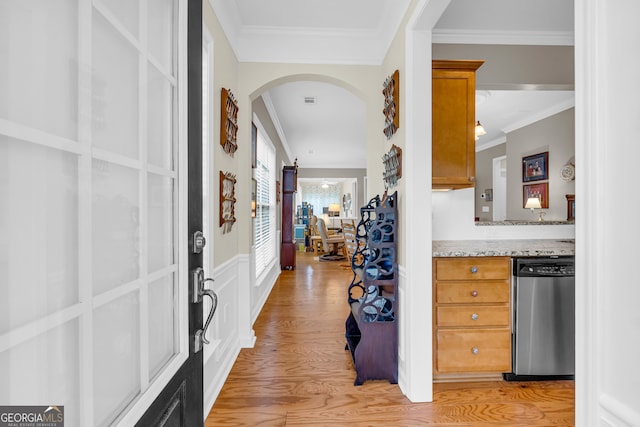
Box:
471, 290, 478, 297
470, 266, 478, 273
471, 313, 479, 321
471, 347, 479, 355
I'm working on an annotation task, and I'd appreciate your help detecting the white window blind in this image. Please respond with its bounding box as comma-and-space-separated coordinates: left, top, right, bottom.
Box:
254, 123, 276, 278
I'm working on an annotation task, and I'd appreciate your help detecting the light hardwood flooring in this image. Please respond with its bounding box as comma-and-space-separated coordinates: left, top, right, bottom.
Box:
206, 252, 575, 426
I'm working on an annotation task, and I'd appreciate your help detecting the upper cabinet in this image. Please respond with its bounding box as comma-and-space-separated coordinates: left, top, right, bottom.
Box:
432, 60, 484, 190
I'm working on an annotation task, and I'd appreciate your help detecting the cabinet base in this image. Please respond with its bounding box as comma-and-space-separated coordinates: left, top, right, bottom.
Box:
503, 372, 574, 382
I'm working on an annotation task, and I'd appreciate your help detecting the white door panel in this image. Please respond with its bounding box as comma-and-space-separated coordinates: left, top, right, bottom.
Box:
0, 1, 196, 426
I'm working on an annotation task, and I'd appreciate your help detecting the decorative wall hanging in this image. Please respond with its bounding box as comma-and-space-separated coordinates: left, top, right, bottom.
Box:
560, 162, 575, 181
220, 88, 238, 156
523, 182, 549, 209
382, 70, 400, 140
382, 144, 402, 188
219, 171, 237, 233
522, 151, 548, 182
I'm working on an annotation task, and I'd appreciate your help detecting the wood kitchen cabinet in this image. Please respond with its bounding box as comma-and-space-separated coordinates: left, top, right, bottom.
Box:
432, 60, 484, 190
432, 256, 511, 381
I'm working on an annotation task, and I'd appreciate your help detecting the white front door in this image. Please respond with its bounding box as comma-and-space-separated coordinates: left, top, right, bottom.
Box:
0, 1, 203, 426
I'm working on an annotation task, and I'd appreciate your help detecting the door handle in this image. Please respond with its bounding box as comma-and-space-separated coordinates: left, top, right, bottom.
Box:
199, 279, 217, 345
192, 267, 218, 353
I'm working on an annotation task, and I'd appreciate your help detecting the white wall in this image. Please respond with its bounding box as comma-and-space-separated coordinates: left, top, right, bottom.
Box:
576, 1, 640, 426
433, 188, 575, 241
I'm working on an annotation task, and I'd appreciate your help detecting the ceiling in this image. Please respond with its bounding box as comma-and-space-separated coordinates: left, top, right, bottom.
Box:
211, 0, 575, 168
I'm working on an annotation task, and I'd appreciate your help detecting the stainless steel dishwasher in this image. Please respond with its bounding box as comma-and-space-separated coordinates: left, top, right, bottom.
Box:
504, 256, 575, 381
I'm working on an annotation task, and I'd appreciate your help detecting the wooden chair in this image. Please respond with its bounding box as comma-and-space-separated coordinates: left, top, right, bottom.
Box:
317, 217, 345, 256
308, 215, 323, 253
341, 219, 357, 261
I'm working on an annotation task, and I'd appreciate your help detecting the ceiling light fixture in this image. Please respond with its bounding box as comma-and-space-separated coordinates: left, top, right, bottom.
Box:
475, 121, 486, 136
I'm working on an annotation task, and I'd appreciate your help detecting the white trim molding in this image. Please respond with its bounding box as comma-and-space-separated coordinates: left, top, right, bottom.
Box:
208, 0, 411, 65
433, 29, 574, 46
259, 95, 294, 164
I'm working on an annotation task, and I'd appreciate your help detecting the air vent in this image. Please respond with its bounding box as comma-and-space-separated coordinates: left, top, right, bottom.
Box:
304, 96, 317, 105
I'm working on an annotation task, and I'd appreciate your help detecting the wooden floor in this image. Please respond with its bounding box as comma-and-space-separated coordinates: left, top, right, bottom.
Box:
205, 252, 575, 426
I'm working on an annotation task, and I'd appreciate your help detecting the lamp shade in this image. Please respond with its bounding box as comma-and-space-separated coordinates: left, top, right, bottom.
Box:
328, 203, 340, 212
475, 121, 486, 136
525, 197, 542, 209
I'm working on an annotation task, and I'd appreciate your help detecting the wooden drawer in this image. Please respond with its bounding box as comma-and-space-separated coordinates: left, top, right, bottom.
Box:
436, 281, 509, 304
434, 257, 510, 281
436, 329, 511, 373
437, 305, 510, 327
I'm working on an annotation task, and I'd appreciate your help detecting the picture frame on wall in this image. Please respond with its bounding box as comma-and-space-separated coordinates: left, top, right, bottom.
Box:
522, 151, 548, 182
523, 182, 549, 208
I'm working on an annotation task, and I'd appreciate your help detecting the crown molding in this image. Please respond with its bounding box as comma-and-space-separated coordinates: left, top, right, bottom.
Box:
208, 0, 411, 65
260, 92, 294, 164
433, 29, 574, 46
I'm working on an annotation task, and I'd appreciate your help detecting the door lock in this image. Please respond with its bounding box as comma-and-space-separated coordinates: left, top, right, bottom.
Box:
192, 231, 206, 254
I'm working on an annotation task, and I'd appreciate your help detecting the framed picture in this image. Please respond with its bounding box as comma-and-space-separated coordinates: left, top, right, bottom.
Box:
522, 151, 548, 182
251, 178, 257, 218
523, 182, 549, 208
251, 122, 257, 169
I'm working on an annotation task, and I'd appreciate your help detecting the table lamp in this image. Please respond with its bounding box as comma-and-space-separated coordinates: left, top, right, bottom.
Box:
525, 197, 545, 221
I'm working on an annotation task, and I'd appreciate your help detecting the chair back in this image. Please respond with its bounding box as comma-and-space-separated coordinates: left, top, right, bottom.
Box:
341, 220, 357, 262
308, 215, 318, 236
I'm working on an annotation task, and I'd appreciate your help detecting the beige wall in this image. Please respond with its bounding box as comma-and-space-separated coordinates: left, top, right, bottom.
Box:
203, 3, 240, 266
506, 108, 575, 220
433, 44, 574, 88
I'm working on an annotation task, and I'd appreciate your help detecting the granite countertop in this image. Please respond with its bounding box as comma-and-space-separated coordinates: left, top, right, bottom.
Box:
475, 220, 574, 226
433, 239, 575, 257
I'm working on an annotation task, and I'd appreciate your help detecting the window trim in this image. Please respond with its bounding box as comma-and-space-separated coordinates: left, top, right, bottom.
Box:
252, 115, 277, 283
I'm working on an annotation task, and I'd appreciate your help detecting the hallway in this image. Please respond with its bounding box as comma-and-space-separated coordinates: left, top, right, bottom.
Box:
205, 253, 574, 426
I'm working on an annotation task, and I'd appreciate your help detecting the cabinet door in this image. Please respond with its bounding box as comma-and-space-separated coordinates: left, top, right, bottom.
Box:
432, 61, 482, 190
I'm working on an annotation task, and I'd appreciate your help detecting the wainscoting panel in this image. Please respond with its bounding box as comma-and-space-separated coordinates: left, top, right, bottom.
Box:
203, 255, 242, 419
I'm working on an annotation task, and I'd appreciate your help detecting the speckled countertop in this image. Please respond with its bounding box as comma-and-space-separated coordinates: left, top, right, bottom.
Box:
433, 239, 575, 257
475, 220, 574, 226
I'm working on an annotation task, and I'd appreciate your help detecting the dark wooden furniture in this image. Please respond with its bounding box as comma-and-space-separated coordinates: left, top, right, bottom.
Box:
432, 60, 483, 190
566, 194, 575, 221
345, 191, 398, 385
281, 162, 298, 270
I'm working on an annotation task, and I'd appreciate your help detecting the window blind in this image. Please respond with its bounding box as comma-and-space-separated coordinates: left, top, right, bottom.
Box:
254, 125, 276, 278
